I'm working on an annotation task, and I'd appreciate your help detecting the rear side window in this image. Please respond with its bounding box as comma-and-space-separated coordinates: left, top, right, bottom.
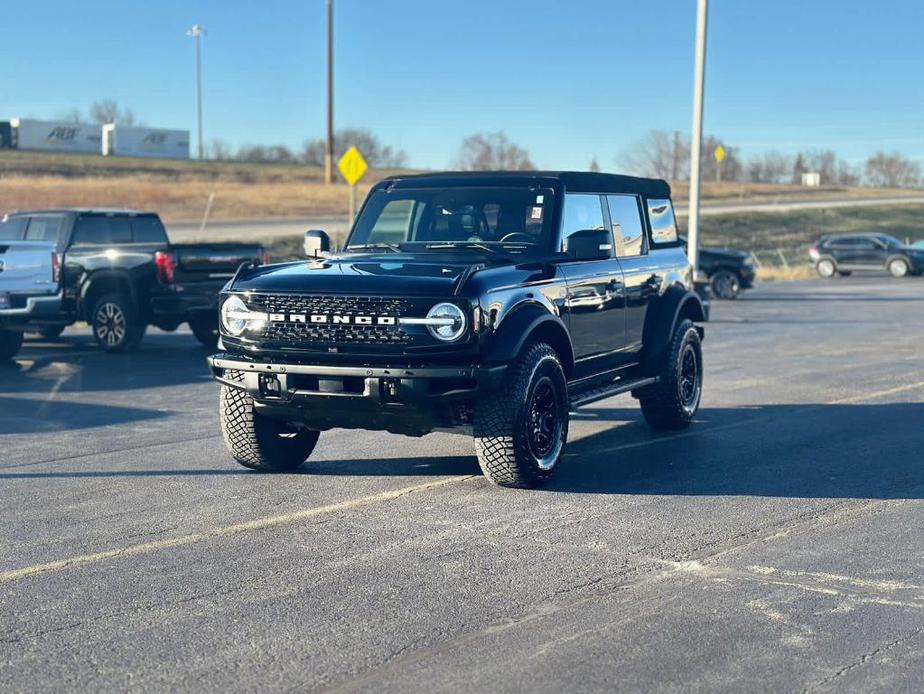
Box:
647, 199, 678, 244
0, 216, 28, 240
72, 216, 132, 245
25, 215, 67, 243
560, 194, 606, 251
131, 216, 169, 244
606, 195, 646, 257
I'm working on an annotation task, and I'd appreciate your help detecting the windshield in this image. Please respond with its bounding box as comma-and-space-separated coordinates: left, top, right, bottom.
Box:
347, 186, 556, 257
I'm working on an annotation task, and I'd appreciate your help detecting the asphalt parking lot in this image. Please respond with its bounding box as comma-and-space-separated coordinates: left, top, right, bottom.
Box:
2, 276, 923, 692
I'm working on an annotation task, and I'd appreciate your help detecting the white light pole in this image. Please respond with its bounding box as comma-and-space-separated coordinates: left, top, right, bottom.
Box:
187, 24, 206, 160
687, 0, 709, 278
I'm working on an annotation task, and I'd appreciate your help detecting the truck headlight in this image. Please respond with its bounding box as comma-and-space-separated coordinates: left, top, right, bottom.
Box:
221, 295, 266, 336
426, 302, 466, 341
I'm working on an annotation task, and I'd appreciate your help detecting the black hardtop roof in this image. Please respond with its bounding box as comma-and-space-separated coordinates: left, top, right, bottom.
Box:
6, 207, 152, 217
379, 171, 671, 198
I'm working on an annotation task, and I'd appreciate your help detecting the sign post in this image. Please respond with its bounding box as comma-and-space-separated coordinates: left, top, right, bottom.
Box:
338, 146, 369, 224
714, 144, 725, 182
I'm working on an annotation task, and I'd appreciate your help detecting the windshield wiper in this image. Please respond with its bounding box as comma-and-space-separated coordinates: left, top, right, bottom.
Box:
348, 242, 402, 253
424, 242, 513, 258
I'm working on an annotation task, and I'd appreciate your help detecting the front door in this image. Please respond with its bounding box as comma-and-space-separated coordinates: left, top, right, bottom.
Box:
557, 193, 626, 380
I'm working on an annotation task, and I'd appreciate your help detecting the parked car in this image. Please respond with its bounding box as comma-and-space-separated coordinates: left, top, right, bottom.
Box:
808, 233, 924, 278
0, 238, 61, 360
207, 171, 706, 488
0, 209, 266, 351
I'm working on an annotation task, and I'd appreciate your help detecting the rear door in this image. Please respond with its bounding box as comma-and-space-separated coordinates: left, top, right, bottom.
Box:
558, 193, 627, 379
0, 241, 55, 294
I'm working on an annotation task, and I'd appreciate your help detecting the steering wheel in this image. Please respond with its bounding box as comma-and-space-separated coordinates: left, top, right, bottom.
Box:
500, 232, 534, 243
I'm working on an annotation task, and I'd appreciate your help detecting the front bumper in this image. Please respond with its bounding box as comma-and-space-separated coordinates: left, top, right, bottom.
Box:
740, 266, 756, 288
207, 353, 507, 435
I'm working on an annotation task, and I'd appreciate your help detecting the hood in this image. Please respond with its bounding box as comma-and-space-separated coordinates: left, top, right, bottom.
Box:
229, 252, 486, 296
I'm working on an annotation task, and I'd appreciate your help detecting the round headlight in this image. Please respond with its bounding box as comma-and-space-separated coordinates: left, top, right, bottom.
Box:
220, 295, 249, 336
426, 302, 467, 342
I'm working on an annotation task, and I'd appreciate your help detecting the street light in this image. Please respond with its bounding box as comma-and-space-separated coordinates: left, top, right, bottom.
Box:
687, 0, 708, 278
324, 0, 334, 185
187, 24, 206, 160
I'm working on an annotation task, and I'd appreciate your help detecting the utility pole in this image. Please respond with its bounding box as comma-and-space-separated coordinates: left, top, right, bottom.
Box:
187, 25, 206, 160
687, 0, 708, 277
324, 0, 334, 184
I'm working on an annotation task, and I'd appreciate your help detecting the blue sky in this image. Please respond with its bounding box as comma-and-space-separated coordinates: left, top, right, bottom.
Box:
2, 0, 922, 170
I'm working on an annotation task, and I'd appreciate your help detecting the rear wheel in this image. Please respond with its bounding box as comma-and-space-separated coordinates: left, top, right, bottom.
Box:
473, 342, 569, 488
638, 319, 703, 431
189, 314, 219, 348
91, 293, 145, 353
220, 377, 319, 471
0, 330, 24, 361
888, 257, 910, 278
816, 259, 837, 278
710, 270, 741, 300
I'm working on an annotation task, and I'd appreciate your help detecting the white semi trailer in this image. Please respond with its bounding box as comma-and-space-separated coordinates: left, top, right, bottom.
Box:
9, 118, 102, 154
101, 124, 190, 159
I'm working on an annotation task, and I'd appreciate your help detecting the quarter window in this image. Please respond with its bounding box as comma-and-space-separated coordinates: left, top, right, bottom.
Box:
560, 194, 606, 251
647, 199, 678, 244
606, 195, 646, 257
131, 216, 169, 244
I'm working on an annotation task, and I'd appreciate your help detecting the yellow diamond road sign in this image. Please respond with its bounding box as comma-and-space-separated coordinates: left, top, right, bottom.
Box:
338, 146, 368, 186
714, 145, 726, 163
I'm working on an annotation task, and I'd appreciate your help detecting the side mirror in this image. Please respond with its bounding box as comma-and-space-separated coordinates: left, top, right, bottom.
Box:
304, 229, 331, 258
565, 228, 613, 261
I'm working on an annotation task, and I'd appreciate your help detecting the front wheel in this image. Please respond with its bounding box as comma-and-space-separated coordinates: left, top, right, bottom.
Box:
91, 293, 145, 353
219, 378, 319, 471
710, 270, 741, 300
0, 330, 24, 361
816, 259, 837, 278
888, 258, 910, 278
473, 342, 569, 488
638, 319, 703, 431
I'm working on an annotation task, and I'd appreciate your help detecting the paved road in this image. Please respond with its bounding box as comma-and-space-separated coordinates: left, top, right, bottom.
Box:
167, 195, 924, 243
2, 277, 924, 692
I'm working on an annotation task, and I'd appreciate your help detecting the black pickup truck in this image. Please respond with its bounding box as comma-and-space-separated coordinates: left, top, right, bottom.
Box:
0, 209, 265, 351
208, 172, 705, 488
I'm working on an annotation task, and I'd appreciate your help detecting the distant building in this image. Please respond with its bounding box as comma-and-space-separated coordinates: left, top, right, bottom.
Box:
801, 172, 821, 187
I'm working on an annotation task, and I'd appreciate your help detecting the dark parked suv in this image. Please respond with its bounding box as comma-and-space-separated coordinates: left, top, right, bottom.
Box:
809, 233, 924, 278
208, 172, 706, 488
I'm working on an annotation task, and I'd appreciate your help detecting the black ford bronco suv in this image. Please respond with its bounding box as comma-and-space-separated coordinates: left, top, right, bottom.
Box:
208, 172, 705, 488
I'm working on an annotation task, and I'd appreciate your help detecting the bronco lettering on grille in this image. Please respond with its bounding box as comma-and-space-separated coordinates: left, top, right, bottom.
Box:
269, 313, 397, 326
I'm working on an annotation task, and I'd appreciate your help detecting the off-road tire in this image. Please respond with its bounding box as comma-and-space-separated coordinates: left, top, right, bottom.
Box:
0, 330, 24, 361
189, 314, 219, 348
91, 293, 145, 353
638, 319, 703, 431
710, 269, 741, 300
219, 374, 319, 471
816, 258, 837, 278
473, 342, 569, 488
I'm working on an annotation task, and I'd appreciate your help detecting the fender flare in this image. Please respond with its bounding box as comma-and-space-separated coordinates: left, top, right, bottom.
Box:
642, 286, 705, 366
484, 305, 575, 376
80, 270, 139, 314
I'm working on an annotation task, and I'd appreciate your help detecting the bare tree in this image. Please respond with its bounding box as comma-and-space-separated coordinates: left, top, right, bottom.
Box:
454, 131, 534, 171
588, 157, 601, 172
619, 130, 686, 180
746, 151, 793, 183
865, 152, 921, 188
301, 128, 408, 168
89, 99, 137, 126
56, 108, 84, 124
208, 139, 234, 161
236, 144, 297, 164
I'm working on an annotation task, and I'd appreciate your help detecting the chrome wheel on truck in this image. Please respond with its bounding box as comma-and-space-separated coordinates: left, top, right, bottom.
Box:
91, 293, 145, 353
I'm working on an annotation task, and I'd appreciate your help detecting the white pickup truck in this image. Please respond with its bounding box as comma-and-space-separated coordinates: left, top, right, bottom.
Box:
0, 240, 61, 360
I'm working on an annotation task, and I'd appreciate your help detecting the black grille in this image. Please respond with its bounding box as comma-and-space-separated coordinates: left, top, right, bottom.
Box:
247, 293, 419, 346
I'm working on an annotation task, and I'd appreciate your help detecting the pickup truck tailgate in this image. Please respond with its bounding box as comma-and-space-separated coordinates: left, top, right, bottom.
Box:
0, 241, 56, 293
172, 243, 264, 283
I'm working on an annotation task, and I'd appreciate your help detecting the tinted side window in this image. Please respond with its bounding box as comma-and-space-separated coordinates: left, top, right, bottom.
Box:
131, 216, 168, 244
647, 199, 678, 244
0, 216, 28, 240
560, 194, 606, 250
606, 195, 646, 257
25, 215, 67, 243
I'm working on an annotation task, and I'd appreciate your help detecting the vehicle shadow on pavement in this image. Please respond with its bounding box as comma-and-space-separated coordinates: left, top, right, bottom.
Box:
0, 395, 168, 435
548, 402, 924, 499
0, 468, 248, 479
296, 455, 481, 478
